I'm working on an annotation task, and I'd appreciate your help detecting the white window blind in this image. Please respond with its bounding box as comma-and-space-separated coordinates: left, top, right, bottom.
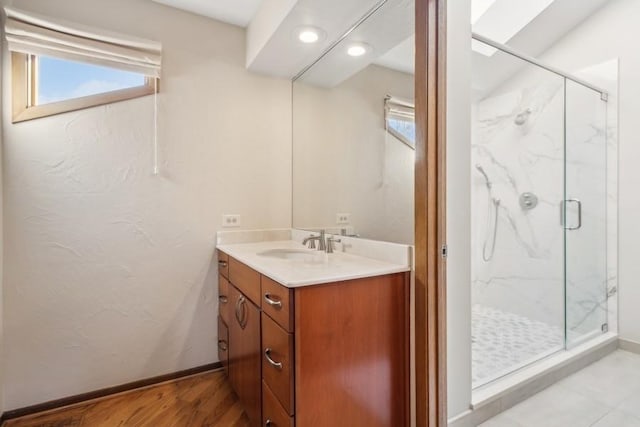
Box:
385, 96, 416, 149
4, 7, 162, 78
385, 96, 415, 123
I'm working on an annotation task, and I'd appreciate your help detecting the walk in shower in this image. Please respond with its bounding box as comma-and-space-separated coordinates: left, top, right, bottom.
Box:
471, 34, 615, 388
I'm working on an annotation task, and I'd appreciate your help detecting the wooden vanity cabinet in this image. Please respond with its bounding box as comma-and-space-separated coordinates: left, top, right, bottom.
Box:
217, 316, 229, 375
218, 251, 229, 279
228, 283, 262, 426
217, 249, 409, 427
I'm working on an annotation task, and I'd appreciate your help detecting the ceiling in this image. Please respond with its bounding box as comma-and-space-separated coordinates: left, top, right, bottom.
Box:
472, 0, 611, 97
375, 35, 415, 75
151, 0, 263, 27
149, 0, 611, 86
247, 0, 386, 79
296, 0, 414, 87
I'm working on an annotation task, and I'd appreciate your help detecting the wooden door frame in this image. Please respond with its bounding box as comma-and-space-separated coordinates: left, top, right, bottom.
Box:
415, 0, 447, 426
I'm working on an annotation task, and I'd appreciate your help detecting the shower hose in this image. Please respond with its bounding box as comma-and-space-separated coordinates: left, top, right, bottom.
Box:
482, 194, 500, 262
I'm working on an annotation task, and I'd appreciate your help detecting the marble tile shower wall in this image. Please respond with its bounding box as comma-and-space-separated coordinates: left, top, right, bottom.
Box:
471, 60, 618, 342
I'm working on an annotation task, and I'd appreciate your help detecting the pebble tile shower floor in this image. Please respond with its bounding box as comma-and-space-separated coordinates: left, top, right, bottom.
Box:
472, 304, 564, 387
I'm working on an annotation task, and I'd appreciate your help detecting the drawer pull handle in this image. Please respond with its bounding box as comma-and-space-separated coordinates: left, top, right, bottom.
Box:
218, 260, 228, 267
235, 296, 248, 329
219, 295, 228, 304
264, 293, 283, 309
217, 340, 228, 351
264, 348, 283, 370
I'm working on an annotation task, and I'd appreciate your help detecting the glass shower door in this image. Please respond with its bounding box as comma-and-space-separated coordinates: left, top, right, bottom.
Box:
564, 79, 608, 348
471, 43, 567, 387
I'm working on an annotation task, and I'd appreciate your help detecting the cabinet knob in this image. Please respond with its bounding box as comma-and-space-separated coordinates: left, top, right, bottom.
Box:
264, 293, 282, 309
217, 340, 228, 352
264, 348, 283, 370
218, 295, 228, 304
218, 260, 228, 267
265, 420, 273, 427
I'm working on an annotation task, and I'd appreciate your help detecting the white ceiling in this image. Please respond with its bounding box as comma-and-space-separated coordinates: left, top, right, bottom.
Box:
472, 0, 611, 97
297, 0, 414, 87
375, 35, 415, 75
151, 0, 263, 27
149, 0, 610, 86
247, 0, 385, 79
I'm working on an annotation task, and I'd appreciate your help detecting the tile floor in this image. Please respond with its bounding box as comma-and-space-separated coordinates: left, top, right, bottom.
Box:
473, 304, 564, 387
480, 350, 640, 427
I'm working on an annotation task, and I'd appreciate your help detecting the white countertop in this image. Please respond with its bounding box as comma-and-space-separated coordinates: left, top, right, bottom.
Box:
216, 240, 410, 288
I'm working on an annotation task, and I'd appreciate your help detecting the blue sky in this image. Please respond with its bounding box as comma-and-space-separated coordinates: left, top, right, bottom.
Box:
38, 56, 145, 105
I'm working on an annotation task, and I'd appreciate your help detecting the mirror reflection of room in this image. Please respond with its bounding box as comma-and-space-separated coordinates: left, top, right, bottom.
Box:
292, 0, 415, 245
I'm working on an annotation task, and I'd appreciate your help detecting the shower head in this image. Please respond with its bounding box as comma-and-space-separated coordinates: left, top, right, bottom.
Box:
514, 108, 532, 126
475, 164, 492, 189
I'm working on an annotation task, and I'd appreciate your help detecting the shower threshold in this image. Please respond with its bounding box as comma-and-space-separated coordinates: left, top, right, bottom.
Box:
471, 332, 617, 411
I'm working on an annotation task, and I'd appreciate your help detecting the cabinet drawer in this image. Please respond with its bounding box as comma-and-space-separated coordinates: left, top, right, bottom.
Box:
263, 381, 294, 427
217, 316, 229, 375
229, 257, 261, 306
218, 274, 231, 325
261, 276, 294, 332
262, 313, 294, 415
217, 250, 229, 279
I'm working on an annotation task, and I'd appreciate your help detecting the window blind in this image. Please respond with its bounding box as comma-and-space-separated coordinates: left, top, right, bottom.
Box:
385, 96, 415, 123
385, 96, 416, 149
4, 7, 162, 78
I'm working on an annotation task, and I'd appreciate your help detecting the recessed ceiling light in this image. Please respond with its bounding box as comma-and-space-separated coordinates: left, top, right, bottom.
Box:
347, 43, 370, 57
294, 26, 325, 44
299, 30, 319, 43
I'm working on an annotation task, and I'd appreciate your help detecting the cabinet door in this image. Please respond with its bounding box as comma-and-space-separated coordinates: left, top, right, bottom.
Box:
228, 285, 262, 426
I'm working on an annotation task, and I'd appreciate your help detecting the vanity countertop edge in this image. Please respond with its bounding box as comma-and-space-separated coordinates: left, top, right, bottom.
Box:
216, 239, 411, 288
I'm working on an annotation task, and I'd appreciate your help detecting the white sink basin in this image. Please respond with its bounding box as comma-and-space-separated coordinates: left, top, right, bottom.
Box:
257, 248, 326, 262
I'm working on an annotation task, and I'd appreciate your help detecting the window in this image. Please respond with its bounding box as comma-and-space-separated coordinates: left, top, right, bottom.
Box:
12, 53, 158, 123
37, 56, 147, 105
385, 96, 416, 149
5, 6, 162, 123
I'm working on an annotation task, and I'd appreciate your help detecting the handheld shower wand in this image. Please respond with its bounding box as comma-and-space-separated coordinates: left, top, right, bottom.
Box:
475, 164, 500, 262
475, 164, 492, 189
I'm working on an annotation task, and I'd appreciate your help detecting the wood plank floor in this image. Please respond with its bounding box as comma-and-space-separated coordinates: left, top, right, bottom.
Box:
2, 370, 250, 427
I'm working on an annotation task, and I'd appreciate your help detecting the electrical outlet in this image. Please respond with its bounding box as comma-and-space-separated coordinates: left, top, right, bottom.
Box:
222, 214, 241, 228
336, 213, 351, 224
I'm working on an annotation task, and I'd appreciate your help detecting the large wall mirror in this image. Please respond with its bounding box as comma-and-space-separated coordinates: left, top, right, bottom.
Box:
292, 0, 415, 245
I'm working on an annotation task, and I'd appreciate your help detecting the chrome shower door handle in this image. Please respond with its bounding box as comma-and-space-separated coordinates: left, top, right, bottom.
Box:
561, 199, 582, 230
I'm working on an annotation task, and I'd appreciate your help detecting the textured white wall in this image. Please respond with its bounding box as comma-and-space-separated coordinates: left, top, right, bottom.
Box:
1, 0, 291, 410
446, 0, 473, 419
292, 65, 415, 245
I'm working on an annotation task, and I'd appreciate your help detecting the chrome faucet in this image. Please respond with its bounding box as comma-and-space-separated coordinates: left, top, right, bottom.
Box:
302, 230, 326, 251
326, 236, 342, 253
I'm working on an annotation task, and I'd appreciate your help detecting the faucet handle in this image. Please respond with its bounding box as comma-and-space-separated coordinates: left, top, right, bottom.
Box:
326, 237, 342, 254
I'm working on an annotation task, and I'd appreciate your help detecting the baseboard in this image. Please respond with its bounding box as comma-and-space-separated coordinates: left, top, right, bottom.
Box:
619, 338, 640, 354
1, 362, 223, 422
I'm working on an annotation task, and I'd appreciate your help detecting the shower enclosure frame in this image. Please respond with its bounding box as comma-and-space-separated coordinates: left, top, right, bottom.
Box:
472, 33, 609, 101
471, 32, 612, 389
